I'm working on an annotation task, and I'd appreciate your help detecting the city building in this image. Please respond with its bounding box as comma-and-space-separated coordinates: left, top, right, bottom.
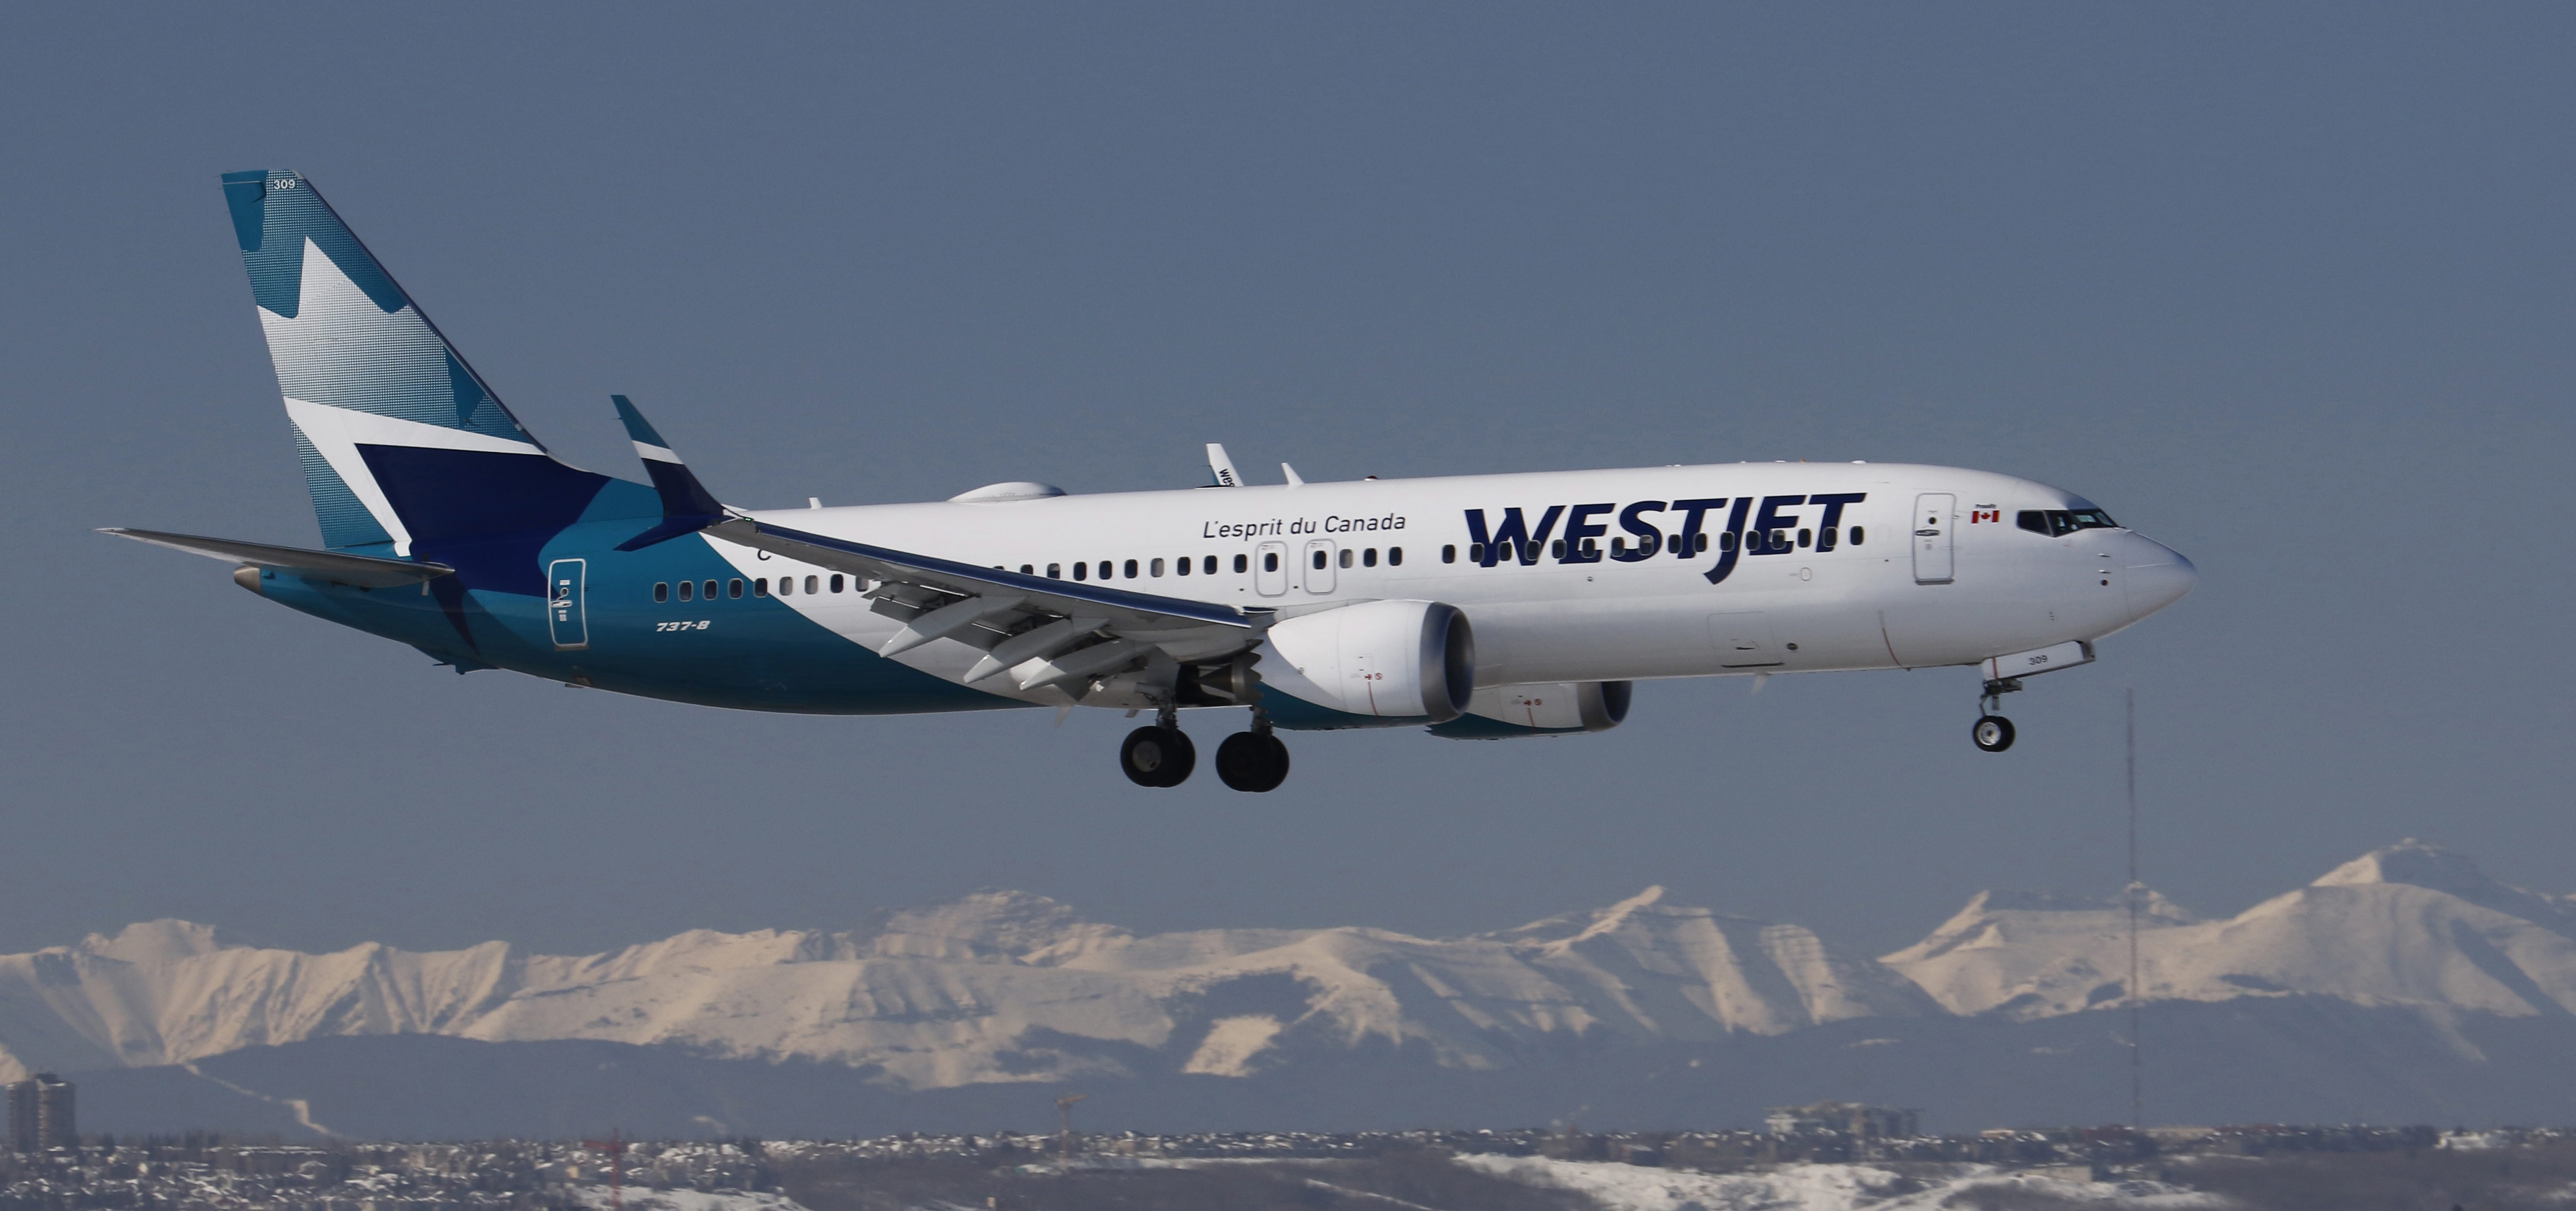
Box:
1764, 1101, 1919, 1139
6, 1074, 74, 1151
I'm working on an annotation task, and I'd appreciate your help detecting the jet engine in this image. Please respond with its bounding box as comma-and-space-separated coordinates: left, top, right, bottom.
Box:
1429, 681, 1633, 739
1255, 600, 1474, 723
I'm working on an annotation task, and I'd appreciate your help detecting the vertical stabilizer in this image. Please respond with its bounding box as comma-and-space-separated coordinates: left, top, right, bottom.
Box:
220, 170, 654, 590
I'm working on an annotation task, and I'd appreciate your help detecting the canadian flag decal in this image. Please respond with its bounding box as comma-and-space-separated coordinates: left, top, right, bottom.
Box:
1971, 509, 2001, 524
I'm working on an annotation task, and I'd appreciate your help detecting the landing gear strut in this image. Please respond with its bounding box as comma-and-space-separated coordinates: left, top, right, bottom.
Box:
1973, 678, 2020, 753
1119, 707, 1196, 787
1215, 706, 1291, 792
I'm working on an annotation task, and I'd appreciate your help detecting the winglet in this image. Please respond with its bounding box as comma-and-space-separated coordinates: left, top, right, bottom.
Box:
611, 395, 726, 550
1281, 462, 1305, 487
1206, 443, 1242, 488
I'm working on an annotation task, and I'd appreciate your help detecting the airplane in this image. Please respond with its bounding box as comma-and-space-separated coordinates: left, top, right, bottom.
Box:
108, 169, 2197, 792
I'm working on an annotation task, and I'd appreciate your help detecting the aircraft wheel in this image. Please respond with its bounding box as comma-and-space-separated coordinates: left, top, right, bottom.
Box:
1215, 731, 1290, 792
1121, 726, 1195, 788
1972, 714, 2016, 753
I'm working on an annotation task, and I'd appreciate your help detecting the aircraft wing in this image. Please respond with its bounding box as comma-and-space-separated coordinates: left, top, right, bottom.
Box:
706, 517, 1267, 691
101, 527, 453, 588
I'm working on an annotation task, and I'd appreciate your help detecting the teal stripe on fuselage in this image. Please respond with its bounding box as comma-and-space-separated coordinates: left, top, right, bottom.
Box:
255, 520, 1016, 715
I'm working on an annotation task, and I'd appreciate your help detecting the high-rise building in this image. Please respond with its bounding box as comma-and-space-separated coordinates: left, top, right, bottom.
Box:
3, 1081, 32, 1153
7, 1075, 73, 1151
36, 1076, 73, 1150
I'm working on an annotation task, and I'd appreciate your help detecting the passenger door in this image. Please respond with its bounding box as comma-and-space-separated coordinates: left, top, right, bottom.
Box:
1304, 539, 1337, 594
546, 558, 588, 650
1255, 540, 1289, 596
1912, 493, 1955, 585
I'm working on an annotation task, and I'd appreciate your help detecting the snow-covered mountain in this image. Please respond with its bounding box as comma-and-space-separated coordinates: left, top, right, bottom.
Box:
1880, 839, 2576, 1022
0, 886, 1925, 1087
3, 840, 2567, 1093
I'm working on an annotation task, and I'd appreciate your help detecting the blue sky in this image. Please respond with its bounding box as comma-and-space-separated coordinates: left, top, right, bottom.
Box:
2, 4, 2569, 959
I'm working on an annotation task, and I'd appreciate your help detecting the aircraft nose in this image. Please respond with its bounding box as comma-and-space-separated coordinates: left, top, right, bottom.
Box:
2123, 538, 2197, 621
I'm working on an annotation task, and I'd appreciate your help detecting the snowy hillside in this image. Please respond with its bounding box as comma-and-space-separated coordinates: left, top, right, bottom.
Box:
0, 887, 1916, 1087
1880, 840, 2576, 1021
3, 841, 2567, 1092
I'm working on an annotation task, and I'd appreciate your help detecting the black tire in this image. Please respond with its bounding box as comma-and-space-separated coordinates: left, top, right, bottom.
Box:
1153, 728, 1195, 787
1972, 714, 2016, 753
1216, 731, 1290, 792
1121, 726, 1194, 787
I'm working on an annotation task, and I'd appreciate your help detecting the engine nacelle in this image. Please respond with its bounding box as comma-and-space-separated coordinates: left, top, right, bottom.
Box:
1429, 681, 1633, 739
1255, 600, 1475, 725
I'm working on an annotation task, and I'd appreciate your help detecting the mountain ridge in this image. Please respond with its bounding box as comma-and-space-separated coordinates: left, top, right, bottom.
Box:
3, 841, 2566, 1096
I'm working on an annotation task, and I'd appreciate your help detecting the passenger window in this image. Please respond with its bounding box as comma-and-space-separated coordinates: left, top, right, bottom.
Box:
1719, 532, 1736, 553
1073, 562, 1088, 581
1850, 526, 1865, 546
1151, 558, 1165, 577
1204, 555, 1219, 575
677, 580, 693, 602
1820, 526, 1837, 550
703, 580, 719, 600
1311, 550, 1327, 570
1495, 540, 1513, 562
1798, 528, 1811, 548
1581, 537, 1599, 558
760, 577, 775, 597
1020, 564, 1033, 575
1233, 554, 1248, 573
830, 574, 844, 592
1124, 559, 1138, 579
1363, 548, 1377, 567
1338, 548, 1353, 569
776, 576, 791, 596
1175, 556, 1190, 576
1466, 543, 1483, 563
1551, 539, 1566, 559
654, 582, 669, 603
1389, 547, 1402, 566
1444, 545, 1457, 563
1261, 552, 1277, 573
1046, 563, 1061, 579
728, 579, 743, 599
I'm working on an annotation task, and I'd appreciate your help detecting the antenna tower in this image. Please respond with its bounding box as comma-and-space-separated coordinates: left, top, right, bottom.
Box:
581, 1128, 627, 1211
2125, 688, 2143, 1129
1055, 1093, 1086, 1163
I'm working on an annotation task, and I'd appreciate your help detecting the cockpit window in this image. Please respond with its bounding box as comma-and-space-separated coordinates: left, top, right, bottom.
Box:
2017, 508, 2121, 537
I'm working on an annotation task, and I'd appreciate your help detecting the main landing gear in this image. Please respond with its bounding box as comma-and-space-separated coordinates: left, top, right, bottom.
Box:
1973, 678, 2021, 753
1216, 707, 1291, 793
1120, 708, 1196, 787
1117, 706, 1292, 791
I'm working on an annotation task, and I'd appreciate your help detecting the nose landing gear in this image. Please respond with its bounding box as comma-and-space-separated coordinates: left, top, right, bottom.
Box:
1119, 707, 1196, 787
1215, 707, 1291, 792
1973, 678, 2021, 753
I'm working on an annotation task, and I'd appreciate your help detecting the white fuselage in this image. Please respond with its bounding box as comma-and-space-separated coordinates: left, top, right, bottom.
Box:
703, 461, 2195, 707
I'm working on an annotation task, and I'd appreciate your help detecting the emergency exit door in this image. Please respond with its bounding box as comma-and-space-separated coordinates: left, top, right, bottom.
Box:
1303, 540, 1337, 593
1911, 494, 1955, 585
1255, 541, 1289, 596
547, 558, 588, 649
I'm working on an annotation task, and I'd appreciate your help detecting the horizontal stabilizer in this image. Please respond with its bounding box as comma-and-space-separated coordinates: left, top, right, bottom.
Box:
101, 528, 452, 588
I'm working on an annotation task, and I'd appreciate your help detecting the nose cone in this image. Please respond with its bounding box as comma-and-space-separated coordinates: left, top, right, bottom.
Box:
2123, 538, 2197, 621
